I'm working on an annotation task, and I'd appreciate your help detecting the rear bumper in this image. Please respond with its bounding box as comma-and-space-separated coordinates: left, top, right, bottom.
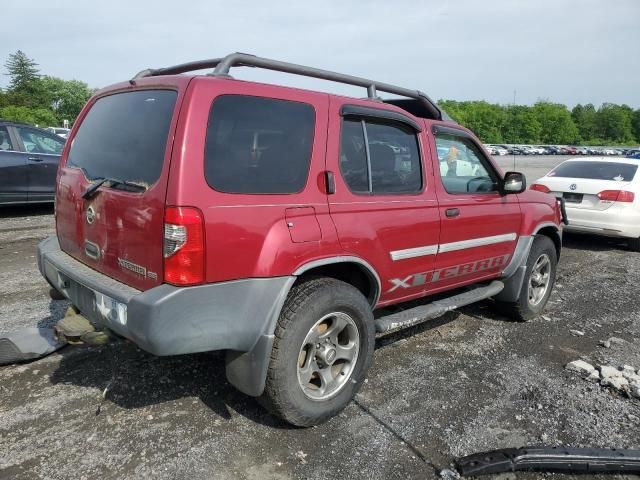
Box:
564, 205, 640, 239
38, 236, 295, 356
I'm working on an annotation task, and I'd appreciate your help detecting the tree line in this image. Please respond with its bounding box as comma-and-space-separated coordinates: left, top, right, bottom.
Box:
0, 51, 92, 127
439, 100, 640, 146
1, 51, 638, 146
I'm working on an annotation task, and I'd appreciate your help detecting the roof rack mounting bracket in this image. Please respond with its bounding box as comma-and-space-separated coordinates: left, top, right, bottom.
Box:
131, 52, 443, 120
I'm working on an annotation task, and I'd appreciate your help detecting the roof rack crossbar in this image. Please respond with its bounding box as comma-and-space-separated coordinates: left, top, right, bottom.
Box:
133, 52, 442, 119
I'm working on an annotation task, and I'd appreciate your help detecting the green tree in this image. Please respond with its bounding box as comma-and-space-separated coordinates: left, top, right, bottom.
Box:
532, 102, 579, 144
571, 104, 598, 141
503, 105, 541, 144
597, 103, 634, 143
632, 109, 640, 143
32, 76, 92, 122
0, 105, 58, 126
4, 50, 40, 92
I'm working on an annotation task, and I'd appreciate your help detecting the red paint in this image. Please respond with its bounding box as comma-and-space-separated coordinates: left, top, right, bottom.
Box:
55, 74, 561, 308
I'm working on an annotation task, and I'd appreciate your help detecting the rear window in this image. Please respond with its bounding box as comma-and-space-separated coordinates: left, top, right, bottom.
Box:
67, 90, 177, 186
549, 161, 638, 182
204, 95, 315, 194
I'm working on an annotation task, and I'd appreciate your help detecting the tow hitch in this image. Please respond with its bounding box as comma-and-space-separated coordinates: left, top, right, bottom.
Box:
456, 447, 640, 476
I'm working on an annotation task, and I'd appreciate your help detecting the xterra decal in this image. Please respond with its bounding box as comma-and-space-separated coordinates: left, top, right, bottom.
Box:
388, 254, 510, 292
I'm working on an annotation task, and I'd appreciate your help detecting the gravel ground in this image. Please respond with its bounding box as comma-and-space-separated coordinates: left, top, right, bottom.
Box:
1, 157, 639, 480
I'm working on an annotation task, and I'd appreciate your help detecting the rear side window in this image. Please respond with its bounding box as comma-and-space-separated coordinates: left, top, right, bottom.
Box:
549, 161, 637, 182
204, 95, 315, 194
68, 90, 177, 186
340, 118, 422, 194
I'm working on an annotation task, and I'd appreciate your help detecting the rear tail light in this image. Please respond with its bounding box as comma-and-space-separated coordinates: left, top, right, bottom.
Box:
596, 190, 635, 203
163, 206, 205, 285
530, 183, 551, 193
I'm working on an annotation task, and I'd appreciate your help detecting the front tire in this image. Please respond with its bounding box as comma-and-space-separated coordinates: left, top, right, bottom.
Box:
260, 277, 375, 427
494, 235, 557, 322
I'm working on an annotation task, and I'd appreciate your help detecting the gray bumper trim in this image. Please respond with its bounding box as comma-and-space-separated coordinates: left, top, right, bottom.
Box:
37, 236, 295, 357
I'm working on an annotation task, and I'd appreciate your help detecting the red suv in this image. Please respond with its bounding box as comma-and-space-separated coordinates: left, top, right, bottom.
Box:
38, 53, 564, 426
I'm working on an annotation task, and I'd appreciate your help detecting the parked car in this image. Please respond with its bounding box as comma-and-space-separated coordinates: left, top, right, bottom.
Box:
45, 127, 71, 139
0, 120, 65, 205
38, 53, 563, 426
531, 157, 640, 250
626, 150, 640, 159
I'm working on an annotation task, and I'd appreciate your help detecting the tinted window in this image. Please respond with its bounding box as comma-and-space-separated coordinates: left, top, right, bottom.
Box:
339, 118, 422, 194
16, 127, 64, 155
0, 126, 14, 151
204, 95, 315, 194
434, 131, 498, 194
549, 161, 637, 181
339, 120, 369, 193
68, 90, 177, 186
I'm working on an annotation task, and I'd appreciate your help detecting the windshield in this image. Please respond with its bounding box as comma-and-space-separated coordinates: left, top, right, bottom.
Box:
549, 161, 638, 182
67, 90, 177, 186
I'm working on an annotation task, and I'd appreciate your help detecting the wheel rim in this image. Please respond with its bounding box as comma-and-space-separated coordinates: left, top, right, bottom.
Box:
528, 253, 552, 306
296, 312, 360, 401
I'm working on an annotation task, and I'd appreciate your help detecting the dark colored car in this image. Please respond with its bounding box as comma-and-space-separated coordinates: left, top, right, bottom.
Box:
0, 120, 65, 204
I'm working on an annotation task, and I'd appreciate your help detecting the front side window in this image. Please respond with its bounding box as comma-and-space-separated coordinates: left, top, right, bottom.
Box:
204, 95, 315, 194
340, 118, 422, 195
16, 127, 64, 155
0, 126, 14, 151
434, 131, 498, 194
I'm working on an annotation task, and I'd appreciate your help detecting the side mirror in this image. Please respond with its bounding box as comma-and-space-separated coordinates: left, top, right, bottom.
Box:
502, 171, 526, 194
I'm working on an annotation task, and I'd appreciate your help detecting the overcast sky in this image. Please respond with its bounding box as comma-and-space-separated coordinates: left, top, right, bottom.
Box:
3, 0, 639, 107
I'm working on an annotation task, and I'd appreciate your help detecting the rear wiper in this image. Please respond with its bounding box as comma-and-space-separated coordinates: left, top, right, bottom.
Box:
82, 177, 146, 200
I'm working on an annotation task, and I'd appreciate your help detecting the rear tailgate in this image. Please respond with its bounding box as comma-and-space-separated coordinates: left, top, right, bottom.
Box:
56, 81, 189, 291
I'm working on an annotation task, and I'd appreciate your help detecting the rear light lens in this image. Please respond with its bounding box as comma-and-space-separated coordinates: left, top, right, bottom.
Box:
597, 190, 635, 203
530, 183, 551, 193
163, 207, 205, 285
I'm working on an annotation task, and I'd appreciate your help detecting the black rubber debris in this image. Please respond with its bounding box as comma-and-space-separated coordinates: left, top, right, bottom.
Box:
456, 447, 640, 476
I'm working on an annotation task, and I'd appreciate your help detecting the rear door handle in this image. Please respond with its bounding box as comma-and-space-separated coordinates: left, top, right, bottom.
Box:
445, 208, 460, 218
28, 156, 43, 162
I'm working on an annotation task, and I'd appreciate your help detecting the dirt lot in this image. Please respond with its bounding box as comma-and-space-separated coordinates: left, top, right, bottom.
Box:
1, 156, 639, 480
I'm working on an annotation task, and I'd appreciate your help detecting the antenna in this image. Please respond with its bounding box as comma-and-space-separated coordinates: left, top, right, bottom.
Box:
512, 89, 517, 171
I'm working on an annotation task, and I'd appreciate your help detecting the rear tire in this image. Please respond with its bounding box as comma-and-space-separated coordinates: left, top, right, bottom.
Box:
260, 277, 375, 427
494, 235, 557, 322
629, 237, 640, 252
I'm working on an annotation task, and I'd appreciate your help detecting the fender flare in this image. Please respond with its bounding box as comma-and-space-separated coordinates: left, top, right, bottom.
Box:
225, 256, 382, 397
497, 223, 561, 302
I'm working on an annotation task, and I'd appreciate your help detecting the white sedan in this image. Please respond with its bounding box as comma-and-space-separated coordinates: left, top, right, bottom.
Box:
531, 157, 640, 251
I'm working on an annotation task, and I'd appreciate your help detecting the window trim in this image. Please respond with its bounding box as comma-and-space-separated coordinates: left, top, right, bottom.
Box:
0, 125, 17, 152
341, 104, 422, 132
339, 116, 425, 197
203, 94, 317, 196
14, 126, 65, 156
432, 125, 501, 196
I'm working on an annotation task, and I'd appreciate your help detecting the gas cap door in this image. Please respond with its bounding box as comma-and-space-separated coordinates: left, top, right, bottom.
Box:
285, 207, 322, 243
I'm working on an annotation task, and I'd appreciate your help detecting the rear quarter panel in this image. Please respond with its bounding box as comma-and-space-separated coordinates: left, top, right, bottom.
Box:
169, 78, 342, 283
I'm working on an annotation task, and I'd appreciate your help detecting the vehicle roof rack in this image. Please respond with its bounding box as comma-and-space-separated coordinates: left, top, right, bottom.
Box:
132, 52, 444, 120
